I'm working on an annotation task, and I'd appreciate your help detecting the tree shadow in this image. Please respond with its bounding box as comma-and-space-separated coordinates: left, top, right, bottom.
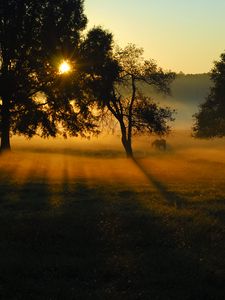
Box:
0, 162, 224, 299
132, 157, 186, 208
0, 185, 207, 299
16, 147, 125, 159
0, 156, 21, 207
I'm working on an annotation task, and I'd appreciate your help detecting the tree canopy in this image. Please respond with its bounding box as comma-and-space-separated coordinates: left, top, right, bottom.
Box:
0, 1, 176, 155
193, 52, 225, 138
88, 44, 175, 157
0, 0, 109, 151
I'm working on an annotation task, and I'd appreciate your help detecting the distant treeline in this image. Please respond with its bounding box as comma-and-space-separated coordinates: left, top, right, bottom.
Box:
139, 73, 211, 105
135, 73, 211, 128
171, 73, 211, 104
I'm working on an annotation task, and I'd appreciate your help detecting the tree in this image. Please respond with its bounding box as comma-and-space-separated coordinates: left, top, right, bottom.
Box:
0, 0, 100, 152
87, 43, 175, 157
193, 52, 225, 138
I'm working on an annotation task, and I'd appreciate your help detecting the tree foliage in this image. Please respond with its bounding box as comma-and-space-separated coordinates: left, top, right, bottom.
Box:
132, 94, 175, 135
0, 1, 176, 155
78, 27, 120, 108
193, 52, 225, 138
88, 43, 175, 157
0, 0, 108, 151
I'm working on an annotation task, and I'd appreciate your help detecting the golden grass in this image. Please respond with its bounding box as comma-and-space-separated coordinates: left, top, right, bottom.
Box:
1, 131, 225, 299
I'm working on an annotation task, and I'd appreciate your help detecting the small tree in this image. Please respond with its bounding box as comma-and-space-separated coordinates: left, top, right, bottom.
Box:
88, 44, 175, 157
193, 52, 225, 138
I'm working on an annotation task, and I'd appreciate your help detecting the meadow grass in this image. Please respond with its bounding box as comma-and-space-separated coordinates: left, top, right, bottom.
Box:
0, 133, 225, 299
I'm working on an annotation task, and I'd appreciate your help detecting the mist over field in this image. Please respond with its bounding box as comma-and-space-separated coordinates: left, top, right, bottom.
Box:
1, 109, 225, 299
1, 128, 225, 298
2, 0, 225, 298
6, 127, 225, 185
140, 73, 211, 129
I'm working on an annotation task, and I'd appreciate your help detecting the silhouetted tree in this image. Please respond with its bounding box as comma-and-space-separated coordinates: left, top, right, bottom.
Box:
0, 0, 101, 152
193, 52, 225, 138
78, 27, 120, 107
88, 44, 175, 157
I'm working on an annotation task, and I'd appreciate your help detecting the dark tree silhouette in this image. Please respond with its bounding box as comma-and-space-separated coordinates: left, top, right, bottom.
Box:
0, 0, 101, 152
78, 27, 120, 107
88, 43, 175, 157
193, 52, 225, 138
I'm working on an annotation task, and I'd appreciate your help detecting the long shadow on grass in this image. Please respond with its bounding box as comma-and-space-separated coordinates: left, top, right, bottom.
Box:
17, 147, 125, 159
0, 173, 223, 299
0, 155, 20, 204
15, 163, 50, 212
132, 158, 185, 208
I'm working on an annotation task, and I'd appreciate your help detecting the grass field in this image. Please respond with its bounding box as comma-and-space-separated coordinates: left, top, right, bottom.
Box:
0, 132, 225, 299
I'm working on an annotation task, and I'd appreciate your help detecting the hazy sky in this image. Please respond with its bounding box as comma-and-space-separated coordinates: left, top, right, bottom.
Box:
84, 0, 225, 74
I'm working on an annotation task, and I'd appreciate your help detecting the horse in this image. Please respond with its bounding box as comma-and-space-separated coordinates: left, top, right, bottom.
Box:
151, 138, 166, 150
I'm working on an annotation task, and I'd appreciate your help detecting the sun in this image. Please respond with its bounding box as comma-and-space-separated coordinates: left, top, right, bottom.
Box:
59, 60, 71, 74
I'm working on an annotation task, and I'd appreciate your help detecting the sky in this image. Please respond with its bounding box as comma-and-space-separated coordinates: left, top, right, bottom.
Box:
84, 0, 225, 74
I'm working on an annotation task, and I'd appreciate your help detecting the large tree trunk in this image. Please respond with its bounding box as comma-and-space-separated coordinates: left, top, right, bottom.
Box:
123, 75, 135, 158
0, 97, 11, 152
122, 139, 133, 158
121, 130, 133, 158
127, 124, 133, 158
119, 119, 133, 158
107, 102, 134, 158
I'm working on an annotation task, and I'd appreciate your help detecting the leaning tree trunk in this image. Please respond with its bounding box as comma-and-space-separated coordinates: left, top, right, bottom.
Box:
121, 126, 133, 158
126, 121, 133, 158
122, 138, 133, 158
0, 97, 11, 152
123, 75, 135, 159
107, 102, 134, 158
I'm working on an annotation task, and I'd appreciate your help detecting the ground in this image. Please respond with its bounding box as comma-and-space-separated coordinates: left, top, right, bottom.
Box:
0, 132, 225, 299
